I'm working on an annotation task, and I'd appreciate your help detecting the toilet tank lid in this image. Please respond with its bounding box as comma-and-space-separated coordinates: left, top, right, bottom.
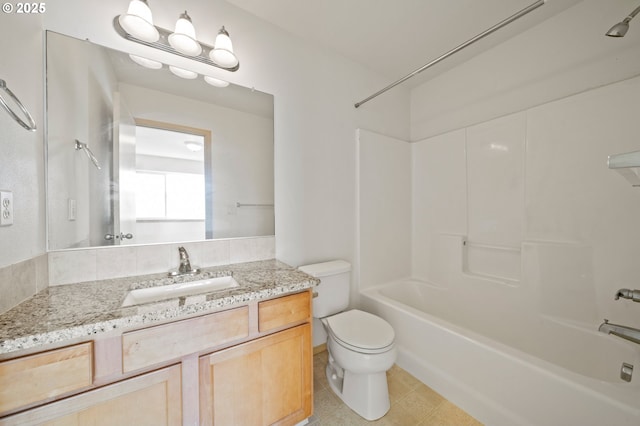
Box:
298, 260, 351, 277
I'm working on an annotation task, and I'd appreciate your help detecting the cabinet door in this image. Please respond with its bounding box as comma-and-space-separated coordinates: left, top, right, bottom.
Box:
0, 342, 93, 415
0, 365, 181, 426
199, 324, 312, 426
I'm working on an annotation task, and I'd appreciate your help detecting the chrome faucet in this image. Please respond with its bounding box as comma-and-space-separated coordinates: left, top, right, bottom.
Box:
615, 288, 640, 302
599, 319, 640, 345
179, 246, 192, 273
168, 246, 200, 277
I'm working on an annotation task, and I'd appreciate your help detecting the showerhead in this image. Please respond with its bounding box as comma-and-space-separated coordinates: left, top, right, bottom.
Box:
606, 20, 629, 37
606, 4, 640, 38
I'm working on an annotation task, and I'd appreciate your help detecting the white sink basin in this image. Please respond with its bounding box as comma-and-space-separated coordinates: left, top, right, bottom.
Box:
122, 276, 239, 307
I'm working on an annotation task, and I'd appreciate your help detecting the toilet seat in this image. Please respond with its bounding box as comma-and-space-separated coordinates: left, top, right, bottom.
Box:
325, 309, 395, 354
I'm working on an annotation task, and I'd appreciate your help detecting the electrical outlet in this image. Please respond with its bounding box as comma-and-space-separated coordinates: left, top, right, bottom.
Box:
0, 191, 13, 226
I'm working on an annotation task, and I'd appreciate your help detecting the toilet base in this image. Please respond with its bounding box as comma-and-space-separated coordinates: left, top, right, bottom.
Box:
325, 362, 391, 421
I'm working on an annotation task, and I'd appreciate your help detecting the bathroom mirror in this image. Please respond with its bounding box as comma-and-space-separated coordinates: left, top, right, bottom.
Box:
46, 31, 274, 250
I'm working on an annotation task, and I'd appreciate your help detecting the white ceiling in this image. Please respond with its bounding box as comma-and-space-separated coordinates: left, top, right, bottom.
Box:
226, 0, 582, 87
136, 126, 205, 161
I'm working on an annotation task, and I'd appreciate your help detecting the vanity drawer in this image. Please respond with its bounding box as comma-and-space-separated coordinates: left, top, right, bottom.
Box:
258, 290, 311, 333
122, 306, 249, 372
0, 342, 93, 414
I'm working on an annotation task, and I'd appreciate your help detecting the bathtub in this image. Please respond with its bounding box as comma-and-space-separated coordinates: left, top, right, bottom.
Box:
360, 279, 640, 426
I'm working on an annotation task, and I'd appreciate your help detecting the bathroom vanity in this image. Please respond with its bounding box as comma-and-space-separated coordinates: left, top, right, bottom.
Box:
0, 260, 317, 425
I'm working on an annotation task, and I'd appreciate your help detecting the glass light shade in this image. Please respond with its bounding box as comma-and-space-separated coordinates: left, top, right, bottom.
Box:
168, 12, 202, 56
169, 65, 198, 79
129, 54, 162, 69
118, 0, 159, 42
184, 140, 203, 152
204, 76, 230, 88
209, 27, 239, 68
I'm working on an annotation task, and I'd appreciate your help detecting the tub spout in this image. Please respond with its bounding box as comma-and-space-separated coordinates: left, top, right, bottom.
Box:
599, 319, 640, 345
614, 288, 640, 302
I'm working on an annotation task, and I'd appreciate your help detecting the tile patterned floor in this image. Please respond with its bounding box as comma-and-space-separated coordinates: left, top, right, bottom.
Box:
311, 350, 483, 425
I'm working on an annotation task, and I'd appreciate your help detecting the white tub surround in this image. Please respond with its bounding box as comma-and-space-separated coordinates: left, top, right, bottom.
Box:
357, 74, 640, 426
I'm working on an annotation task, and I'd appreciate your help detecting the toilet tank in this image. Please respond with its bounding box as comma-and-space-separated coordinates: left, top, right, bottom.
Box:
298, 260, 351, 318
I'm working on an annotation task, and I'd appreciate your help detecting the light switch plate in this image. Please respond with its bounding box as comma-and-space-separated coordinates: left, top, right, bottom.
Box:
68, 198, 77, 221
0, 191, 13, 226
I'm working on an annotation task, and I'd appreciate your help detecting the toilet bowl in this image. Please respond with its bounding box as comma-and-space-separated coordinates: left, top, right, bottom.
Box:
298, 260, 397, 420
322, 309, 396, 420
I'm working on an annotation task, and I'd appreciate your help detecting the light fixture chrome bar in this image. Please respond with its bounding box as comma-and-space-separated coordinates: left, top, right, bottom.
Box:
113, 16, 239, 72
354, 0, 546, 108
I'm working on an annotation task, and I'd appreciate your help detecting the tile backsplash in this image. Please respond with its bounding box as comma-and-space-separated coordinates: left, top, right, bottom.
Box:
48, 236, 276, 286
0, 254, 48, 314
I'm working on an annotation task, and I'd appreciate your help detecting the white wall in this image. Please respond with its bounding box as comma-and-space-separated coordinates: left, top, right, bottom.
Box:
0, 14, 47, 311
41, 0, 410, 271
411, 0, 640, 141
406, 0, 640, 330
43, 0, 409, 266
349, 0, 640, 334
0, 0, 409, 310
0, 14, 45, 266
411, 75, 640, 329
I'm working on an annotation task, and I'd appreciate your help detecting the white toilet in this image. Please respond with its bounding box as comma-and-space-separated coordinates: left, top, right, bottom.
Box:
298, 260, 396, 421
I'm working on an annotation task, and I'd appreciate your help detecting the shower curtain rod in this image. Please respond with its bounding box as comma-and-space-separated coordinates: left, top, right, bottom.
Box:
354, 0, 546, 108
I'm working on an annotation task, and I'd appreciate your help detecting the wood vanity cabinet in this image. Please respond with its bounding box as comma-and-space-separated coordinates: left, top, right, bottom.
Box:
0, 289, 313, 426
0, 365, 182, 426
200, 291, 313, 426
0, 342, 93, 415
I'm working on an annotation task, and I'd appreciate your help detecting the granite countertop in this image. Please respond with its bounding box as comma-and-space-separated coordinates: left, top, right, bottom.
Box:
0, 259, 319, 356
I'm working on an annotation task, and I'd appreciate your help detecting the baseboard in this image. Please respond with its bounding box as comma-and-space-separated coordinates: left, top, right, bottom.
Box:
313, 343, 327, 355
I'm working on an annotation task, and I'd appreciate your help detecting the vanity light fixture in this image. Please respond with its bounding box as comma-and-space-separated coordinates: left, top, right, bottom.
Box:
129, 54, 163, 69
169, 65, 198, 79
204, 75, 230, 88
118, 0, 159, 43
168, 11, 202, 56
114, 2, 240, 72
